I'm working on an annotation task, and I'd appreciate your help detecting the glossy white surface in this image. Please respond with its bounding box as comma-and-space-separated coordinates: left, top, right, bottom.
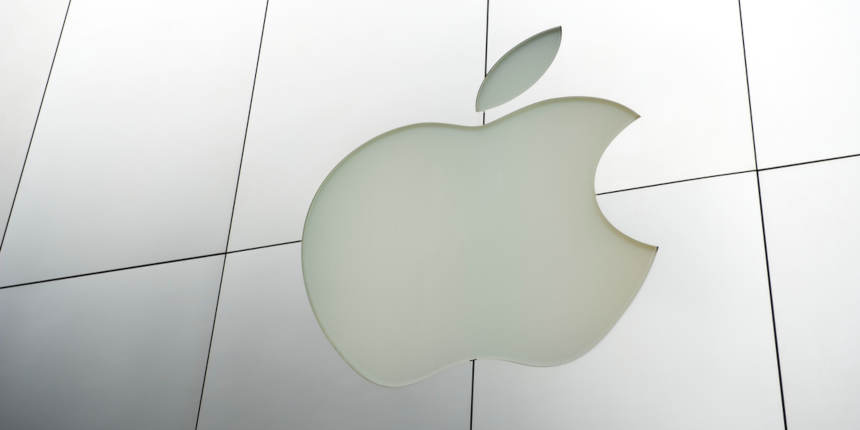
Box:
228, 0, 485, 250
0, 0, 68, 236
1, 0, 859, 428
742, 0, 860, 168
474, 173, 784, 429
0, 256, 221, 430
485, 0, 755, 193
0, 0, 267, 285
760, 158, 860, 429
197, 244, 471, 430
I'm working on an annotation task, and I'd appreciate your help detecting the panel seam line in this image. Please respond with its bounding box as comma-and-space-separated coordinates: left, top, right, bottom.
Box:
193, 2, 271, 427
0, 0, 73, 255
737, 1, 789, 428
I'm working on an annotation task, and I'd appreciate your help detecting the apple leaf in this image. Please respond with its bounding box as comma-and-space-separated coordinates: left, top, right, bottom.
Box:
475, 26, 562, 112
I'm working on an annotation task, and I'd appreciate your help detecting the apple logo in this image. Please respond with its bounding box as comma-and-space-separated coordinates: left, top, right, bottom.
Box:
301, 26, 657, 387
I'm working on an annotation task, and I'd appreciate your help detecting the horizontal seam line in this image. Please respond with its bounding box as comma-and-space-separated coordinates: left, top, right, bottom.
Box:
0, 240, 300, 290
758, 151, 860, 172
596, 169, 756, 195
2, 150, 858, 290
598, 150, 860, 196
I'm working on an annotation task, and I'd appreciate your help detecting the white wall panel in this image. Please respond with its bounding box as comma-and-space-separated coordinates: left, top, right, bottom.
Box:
0, 256, 221, 430
227, 0, 485, 250
197, 244, 471, 430
760, 157, 860, 429
0, 0, 267, 286
474, 173, 784, 429
1, 0, 858, 428
742, 0, 860, 168
0, 0, 68, 239
486, 0, 755, 193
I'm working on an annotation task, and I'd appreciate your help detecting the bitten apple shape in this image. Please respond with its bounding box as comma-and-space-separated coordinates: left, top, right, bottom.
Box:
301, 27, 657, 387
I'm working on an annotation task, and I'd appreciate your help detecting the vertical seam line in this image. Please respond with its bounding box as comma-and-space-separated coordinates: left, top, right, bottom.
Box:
737, 1, 789, 428
472, 1, 490, 429
0, 0, 73, 254
193, 1, 270, 428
